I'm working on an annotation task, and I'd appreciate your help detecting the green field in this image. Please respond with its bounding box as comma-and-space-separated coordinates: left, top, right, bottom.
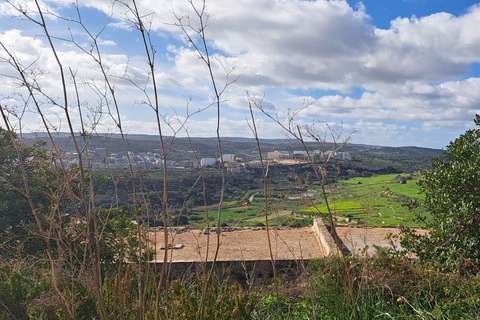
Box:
323, 173, 427, 227
185, 173, 428, 228
187, 193, 308, 227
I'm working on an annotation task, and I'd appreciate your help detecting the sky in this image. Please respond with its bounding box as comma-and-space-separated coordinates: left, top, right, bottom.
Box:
1, 0, 480, 148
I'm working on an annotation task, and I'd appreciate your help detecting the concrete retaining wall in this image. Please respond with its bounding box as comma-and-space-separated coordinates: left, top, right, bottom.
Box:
313, 218, 340, 255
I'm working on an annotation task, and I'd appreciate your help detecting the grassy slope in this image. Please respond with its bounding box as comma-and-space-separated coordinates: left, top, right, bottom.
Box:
312, 173, 427, 227
187, 173, 428, 228
188, 193, 307, 227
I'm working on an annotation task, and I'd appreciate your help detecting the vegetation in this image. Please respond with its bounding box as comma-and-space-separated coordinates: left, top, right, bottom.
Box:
90, 168, 431, 228
0, 0, 478, 318
0, 129, 49, 235
305, 254, 480, 319
3, 124, 473, 319
323, 173, 427, 227
3, 254, 480, 319
399, 115, 480, 273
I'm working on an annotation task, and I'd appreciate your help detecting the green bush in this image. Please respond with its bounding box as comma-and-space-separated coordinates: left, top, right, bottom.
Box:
401, 114, 480, 273
165, 278, 257, 319
308, 254, 480, 319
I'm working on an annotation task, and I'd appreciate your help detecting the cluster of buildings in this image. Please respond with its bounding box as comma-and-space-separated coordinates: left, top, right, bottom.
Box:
267, 150, 351, 161
62, 150, 171, 169
61, 149, 351, 171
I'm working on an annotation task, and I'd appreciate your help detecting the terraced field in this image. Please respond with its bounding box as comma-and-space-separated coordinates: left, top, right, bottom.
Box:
187, 173, 428, 228
322, 173, 427, 227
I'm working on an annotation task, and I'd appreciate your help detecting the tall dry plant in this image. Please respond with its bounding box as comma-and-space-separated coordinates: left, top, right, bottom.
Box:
1, 1, 168, 319
248, 94, 357, 319
1, 1, 112, 314
0, 0, 241, 318
1, 0, 358, 319
171, 1, 240, 318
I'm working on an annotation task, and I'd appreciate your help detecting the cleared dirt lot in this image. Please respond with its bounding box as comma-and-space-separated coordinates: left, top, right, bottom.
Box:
336, 226, 428, 255
336, 226, 403, 255
150, 227, 326, 262
149, 225, 420, 262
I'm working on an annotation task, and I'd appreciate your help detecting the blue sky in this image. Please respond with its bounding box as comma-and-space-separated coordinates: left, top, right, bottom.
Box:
347, 0, 480, 29
1, 0, 480, 148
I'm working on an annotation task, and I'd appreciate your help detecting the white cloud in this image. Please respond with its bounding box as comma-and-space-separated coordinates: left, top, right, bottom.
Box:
352, 120, 412, 145
6, 1, 480, 90
297, 78, 480, 123
122, 0, 480, 91
98, 39, 116, 46
0, 0, 61, 18
2, 0, 480, 148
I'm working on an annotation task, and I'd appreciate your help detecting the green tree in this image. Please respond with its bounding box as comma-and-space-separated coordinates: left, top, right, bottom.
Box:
400, 114, 480, 273
0, 128, 27, 229
0, 128, 49, 239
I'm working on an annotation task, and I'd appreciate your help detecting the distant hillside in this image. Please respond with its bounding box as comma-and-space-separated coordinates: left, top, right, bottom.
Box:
22, 132, 443, 172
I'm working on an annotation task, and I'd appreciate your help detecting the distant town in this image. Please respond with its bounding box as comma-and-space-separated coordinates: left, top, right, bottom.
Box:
61, 149, 352, 171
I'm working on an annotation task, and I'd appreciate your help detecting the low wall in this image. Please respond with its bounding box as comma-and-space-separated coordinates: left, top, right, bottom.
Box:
313, 218, 340, 255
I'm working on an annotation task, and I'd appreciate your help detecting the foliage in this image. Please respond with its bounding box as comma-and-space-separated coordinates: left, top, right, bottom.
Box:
102, 266, 141, 319
96, 208, 152, 277
0, 129, 51, 256
1, 0, 472, 317
268, 215, 313, 228
314, 173, 426, 227
3, 247, 480, 318
0, 258, 97, 320
400, 115, 480, 273
253, 294, 313, 320
0, 260, 42, 318
307, 254, 480, 319
165, 278, 257, 319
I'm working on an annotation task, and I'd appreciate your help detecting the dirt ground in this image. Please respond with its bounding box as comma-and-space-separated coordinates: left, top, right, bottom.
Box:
335, 226, 404, 255
150, 227, 326, 262
149, 226, 419, 262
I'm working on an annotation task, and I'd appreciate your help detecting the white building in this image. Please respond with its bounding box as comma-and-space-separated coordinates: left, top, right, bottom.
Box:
219, 154, 235, 162
201, 157, 217, 167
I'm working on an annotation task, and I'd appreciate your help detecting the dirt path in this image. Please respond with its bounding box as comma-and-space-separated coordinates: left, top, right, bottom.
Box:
246, 210, 292, 223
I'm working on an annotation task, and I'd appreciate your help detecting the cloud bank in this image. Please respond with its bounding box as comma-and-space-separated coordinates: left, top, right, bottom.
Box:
0, 0, 479, 148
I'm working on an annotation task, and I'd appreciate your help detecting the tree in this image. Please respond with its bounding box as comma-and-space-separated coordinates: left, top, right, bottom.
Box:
0, 128, 27, 230
400, 114, 480, 273
0, 128, 50, 254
